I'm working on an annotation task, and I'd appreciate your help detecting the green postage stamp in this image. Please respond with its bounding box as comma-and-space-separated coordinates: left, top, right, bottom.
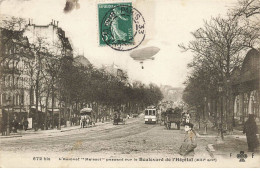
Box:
98, 2, 145, 51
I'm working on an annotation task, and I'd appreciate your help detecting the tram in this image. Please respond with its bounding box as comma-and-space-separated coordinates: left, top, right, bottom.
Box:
144, 106, 157, 124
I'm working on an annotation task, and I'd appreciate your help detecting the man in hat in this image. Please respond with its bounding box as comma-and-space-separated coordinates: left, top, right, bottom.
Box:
179, 122, 197, 156
243, 114, 259, 152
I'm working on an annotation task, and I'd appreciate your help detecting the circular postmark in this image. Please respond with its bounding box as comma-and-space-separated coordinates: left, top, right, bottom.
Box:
101, 5, 145, 51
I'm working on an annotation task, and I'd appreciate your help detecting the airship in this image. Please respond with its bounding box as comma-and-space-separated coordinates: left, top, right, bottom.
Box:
130, 46, 160, 69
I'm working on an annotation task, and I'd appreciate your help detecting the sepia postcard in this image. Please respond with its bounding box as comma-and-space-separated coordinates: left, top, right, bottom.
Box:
0, 0, 260, 168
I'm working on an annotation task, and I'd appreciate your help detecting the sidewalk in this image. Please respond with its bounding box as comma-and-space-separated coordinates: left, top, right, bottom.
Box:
196, 126, 260, 158
0, 120, 112, 139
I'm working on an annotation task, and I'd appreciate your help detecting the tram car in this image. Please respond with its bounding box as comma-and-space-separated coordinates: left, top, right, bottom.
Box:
144, 106, 158, 124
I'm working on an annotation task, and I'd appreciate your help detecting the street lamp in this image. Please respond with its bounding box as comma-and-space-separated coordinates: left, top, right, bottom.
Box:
218, 83, 224, 140
6, 97, 11, 136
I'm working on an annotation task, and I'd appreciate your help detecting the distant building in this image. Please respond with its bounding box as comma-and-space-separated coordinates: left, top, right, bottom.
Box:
160, 85, 183, 102
24, 20, 73, 57
74, 55, 91, 67
102, 63, 128, 83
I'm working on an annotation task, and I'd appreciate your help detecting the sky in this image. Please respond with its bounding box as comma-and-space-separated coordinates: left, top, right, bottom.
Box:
0, 0, 239, 88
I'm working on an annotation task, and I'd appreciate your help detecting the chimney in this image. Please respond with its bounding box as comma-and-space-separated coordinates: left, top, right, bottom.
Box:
57, 21, 59, 27
28, 18, 31, 25
54, 20, 56, 26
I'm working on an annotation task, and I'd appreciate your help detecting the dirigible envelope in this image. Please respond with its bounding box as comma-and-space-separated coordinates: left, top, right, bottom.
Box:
130, 46, 160, 61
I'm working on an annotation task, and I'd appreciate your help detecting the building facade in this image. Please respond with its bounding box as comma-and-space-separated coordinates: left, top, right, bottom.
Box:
0, 20, 73, 132
0, 28, 32, 132
231, 48, 260, 125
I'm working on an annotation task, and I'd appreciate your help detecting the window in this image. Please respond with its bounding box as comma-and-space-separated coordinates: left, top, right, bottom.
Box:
16, 94, 19, 106
21, 93, 24, 105
2, 94, 6, 105
2, 76, 5, 87
20, 77, 23, 87
251, 90, 259, 118
16, 77, 19, 87
7, 76, 11, 87
145, 110, 148, 115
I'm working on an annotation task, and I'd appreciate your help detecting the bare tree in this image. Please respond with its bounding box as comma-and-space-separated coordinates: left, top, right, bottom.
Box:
234, 0, 260, 18
180, 14, 260, 136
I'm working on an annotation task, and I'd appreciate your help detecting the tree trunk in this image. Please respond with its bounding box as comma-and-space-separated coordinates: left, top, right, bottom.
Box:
214, 100, 218, 128
29, 85, 33, 119
58, 101, 61, 130
44, 88, 50, 130
51, 83, 55, 129
64, 99, 68, 127
35, 71, 39, 131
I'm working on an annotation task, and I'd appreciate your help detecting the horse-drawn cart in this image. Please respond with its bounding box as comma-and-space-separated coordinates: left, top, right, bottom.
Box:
80, 108, 95, 128
164, 108, 182, 130
113, 113, 126, 125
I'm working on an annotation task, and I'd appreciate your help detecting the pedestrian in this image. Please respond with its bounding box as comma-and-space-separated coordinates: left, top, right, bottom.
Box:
54, 117, 58, 129
243, 114, 259, 152
46, 117, 50, 130
1, 119, 6, 136
23, 118, 29, 131
179, 122, 197, 156
78, 116, 81, 126
12, 117, 18, 133
82, 117, 86, 128
72, 116, 75, 126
